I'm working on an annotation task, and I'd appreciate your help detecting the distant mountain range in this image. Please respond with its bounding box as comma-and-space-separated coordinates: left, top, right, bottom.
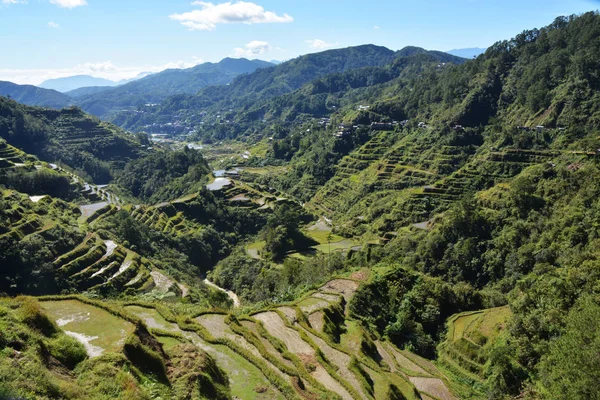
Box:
108, 45, 467, 132
74, 58, 274, 117
39, 75, 119, 92
446, 47, 487, 58
0, 50, 465, 119
0, 58, 274, 115
39, 72, 154, 94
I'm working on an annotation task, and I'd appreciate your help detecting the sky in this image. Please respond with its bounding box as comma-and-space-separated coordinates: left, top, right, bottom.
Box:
0, 0, 598, 85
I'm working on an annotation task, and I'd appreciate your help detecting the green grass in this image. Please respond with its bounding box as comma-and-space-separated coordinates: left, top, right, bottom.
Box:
304, 229, 345, 245
156, 335, 183, 350
41, 300, 135, 355
339, 320, 362, 355
451, 312, 483, 342
313, 239, 358, 253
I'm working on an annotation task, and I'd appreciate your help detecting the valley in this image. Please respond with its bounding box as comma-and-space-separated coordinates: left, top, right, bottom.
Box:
2, 10, 600, 400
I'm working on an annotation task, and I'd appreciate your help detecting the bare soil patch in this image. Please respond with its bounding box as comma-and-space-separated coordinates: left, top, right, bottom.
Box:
254, 312, 314, 355
308, 311, 325, 333
319, 279, 360, 302
409, 377, 456, 400
277, 307, 298, 323
302, 327, 369, 399
312, 366, 353, 400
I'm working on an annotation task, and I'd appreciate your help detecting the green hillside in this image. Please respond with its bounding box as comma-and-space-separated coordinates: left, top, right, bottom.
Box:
3, 11, 600, 400
76, 58, 274, 118
0, 81, 72, 109
0, 96, 150, 183
109, 45, 451, 133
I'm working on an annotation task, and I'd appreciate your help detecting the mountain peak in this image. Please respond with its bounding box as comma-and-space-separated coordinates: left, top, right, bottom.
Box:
39, 75, 117, 93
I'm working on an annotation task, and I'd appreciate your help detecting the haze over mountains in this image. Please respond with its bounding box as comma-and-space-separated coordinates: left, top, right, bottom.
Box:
40, 75, 120, 92
446, 47, 487, 58
0, 57, 276, 116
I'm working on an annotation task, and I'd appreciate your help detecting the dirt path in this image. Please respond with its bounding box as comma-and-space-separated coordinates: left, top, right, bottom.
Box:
204, 279, 240, 307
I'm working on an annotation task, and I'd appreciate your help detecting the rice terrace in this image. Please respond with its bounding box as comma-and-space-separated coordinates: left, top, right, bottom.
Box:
2, 3, 600, 400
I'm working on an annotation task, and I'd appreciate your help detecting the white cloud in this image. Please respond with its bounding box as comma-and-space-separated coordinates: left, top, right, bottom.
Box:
2, 0, 27, 4
233, 40, 271, 58
49, 0, 87, 9
170, 1, 293, 31
305, 39, 337, 50
48, 21, 60, 28
0, 57, 205, 85
373, 25, 380, 30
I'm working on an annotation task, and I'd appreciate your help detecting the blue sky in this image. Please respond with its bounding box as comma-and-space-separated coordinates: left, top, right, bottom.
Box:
0, 0, 598, 84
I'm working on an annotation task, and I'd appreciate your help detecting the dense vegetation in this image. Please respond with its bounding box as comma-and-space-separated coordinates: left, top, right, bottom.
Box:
109, 45, 455, 133
201, 12, 600, 399
115, 147, 211, 203
4, 11, 600, 400
76, 58, 273, 118
0, 81, 72, 109
0, 97, 149, 183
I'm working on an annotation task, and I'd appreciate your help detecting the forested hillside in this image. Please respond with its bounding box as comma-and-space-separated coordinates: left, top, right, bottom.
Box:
76, 58, 274, 117
0, 97, 149, 183
3, 11, 600, 400
0, 81, 72, 109
109, 45, 455, 132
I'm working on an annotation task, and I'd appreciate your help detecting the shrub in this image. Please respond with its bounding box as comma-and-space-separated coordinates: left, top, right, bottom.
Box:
46, 335, 87, 369
17, 297, 58, 337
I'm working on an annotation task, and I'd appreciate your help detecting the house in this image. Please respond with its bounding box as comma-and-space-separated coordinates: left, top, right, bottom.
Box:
536, 125, 545, 132
357, 105, 370, 111
318, 117, 331, 127
418, 122, 427, 128
335, 124, 353, 137
453, 125, 464, 131
371, 122, 394, 130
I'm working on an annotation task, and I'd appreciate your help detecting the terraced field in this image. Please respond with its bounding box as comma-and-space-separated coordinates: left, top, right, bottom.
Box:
42, 299, 136, 357
37, 272, 461, 400
308, 127, 597, 237
438, 307, 512, 394
0, 140, 29, 168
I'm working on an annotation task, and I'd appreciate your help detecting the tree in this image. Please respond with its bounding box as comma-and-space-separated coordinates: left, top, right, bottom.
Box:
538, 296, 600, 399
